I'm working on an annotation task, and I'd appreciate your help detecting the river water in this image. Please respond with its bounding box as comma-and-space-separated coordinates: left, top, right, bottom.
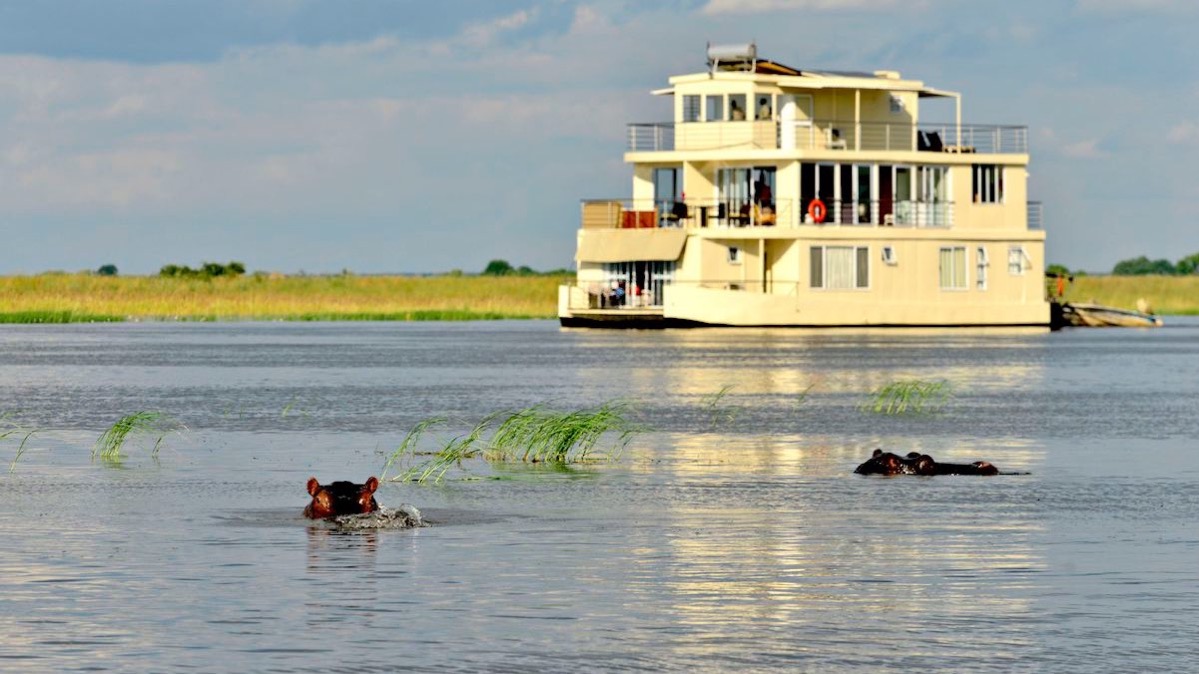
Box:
0, 320, 1196, 672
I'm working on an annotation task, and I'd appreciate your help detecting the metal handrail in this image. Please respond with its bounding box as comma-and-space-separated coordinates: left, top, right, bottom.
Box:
581, 198, 957, 229
627, 119, 1029, 154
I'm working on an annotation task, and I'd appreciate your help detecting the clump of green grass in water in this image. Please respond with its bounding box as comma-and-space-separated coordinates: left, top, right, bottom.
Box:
280, 395, 312, 419
862, 379, 953, 416
7, 430, 38, 473
700, 385, 739, 428
2, 414, 41, 473
489, 403, 641, 463
92, 412, 183, 463
385, 402, 644, 484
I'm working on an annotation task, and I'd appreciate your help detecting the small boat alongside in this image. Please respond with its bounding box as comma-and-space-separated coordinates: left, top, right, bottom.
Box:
1054, 301, 1163, 328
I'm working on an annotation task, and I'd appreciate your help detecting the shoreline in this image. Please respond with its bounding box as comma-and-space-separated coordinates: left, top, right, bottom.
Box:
2, 273, 1196, 323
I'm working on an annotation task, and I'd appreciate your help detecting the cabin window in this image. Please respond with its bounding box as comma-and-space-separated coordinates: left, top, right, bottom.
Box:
755, 94, 773, 120
728, 94, 747, 121
882, 246, 897, 265
893, 166, 914, 224
603, 261, 675, 307
856, 164, 872, 223
810, 246, 869, 290
728, 246, 741, 264
705, 95, 723, 122
653, 167, 682, 227
682, 95, 701, 122
919, 166, 951, 226
972, 164, 1004, 203
1008, 245, 1027, 275
939, 247, 967, 290
717, 167, 775, 225
976, 246, 989, 290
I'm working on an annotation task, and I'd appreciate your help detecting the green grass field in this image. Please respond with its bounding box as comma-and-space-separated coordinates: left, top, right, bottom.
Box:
1060, 275, 1199, 316
0, 273, 571, 322
1, 272, 1195, 323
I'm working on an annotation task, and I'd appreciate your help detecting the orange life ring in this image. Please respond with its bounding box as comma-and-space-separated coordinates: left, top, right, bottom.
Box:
808, 198, 827, 223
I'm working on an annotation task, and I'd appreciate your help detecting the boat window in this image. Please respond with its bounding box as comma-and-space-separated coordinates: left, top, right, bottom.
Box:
817, 164, 836, 222
603, 261, 675, 307
976, 246, 989, 290
810, 246, 869, 290
755, 94, 772, 120
856, 165, 872, 223
728, 246, 741, 264
939, 246, 967, 290
653, 167, 682, 227
919, 166, 950, 227
728, 94, 747, 121
1007, 245, 1027, 275
972, 164, 1004, 203
705, 95, 723, 122
894, 166, 913, 224
882, 246, 897, 265
682, 95, 701, 122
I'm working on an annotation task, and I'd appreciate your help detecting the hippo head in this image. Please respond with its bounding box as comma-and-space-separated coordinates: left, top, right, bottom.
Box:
855, 450, 1001, 476
855, 449, 920, 476
304, 476, 380, 519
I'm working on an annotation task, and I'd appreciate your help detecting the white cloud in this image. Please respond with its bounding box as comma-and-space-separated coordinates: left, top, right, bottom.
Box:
1060, 139, 1107, 159
462, 8, 537, 47
1167, 120, 1199, 144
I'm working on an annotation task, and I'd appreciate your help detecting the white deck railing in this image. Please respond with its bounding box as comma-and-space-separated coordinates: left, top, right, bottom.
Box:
627, 120, 1029, 154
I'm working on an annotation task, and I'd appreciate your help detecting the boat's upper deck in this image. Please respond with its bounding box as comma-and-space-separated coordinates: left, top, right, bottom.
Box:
628, 45, 1027, 159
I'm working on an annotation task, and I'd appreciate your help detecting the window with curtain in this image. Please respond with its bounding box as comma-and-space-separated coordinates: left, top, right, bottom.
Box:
939, 246, 967, 289
682, 95, 700, 122
976, 246, 988, 290
810, 246, 869, 289
972, 164, 1003, 203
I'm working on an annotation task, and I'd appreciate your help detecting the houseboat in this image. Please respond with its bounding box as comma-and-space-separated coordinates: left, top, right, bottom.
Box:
558, 43, 1049, 328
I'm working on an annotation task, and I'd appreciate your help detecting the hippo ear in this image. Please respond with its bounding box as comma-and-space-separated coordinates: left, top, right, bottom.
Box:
306, 477, 321, 496
973, 461, 998, 475
363, 476, 379, 494
905, 452, 922, 459
871, 449, 883, 458
915, 456, 936, 475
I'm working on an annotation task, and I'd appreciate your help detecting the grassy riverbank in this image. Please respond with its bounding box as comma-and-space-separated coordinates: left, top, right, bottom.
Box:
2, 272, 1196, 323
0, 273, 570, 322
1061, 275, 1199, 316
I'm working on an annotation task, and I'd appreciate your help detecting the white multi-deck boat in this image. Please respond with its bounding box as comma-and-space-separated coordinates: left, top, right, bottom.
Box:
559, 43, 1049, 328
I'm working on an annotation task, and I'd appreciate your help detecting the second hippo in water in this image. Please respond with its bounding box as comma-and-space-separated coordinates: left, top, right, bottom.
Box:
304, 476, 380, 519
854, 449, 1000, 476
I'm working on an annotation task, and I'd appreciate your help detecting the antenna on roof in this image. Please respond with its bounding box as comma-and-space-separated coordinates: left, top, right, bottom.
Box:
707, 41, 757, 75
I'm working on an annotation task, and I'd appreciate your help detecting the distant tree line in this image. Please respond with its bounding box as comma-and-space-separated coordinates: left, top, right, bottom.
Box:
159, 261, 247, 279
1048, 252, 1199, 277
1111, 252, 1199, 276
480, 259, 572, 276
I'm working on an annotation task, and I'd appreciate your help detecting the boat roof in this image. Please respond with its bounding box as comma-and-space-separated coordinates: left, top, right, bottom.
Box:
662, 57, 958, 99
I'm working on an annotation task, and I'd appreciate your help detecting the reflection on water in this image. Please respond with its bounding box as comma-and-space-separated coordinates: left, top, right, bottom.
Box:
0, 321, 1197, 671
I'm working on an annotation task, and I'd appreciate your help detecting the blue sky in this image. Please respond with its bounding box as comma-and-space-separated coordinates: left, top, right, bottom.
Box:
1, 0, 1196, 274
